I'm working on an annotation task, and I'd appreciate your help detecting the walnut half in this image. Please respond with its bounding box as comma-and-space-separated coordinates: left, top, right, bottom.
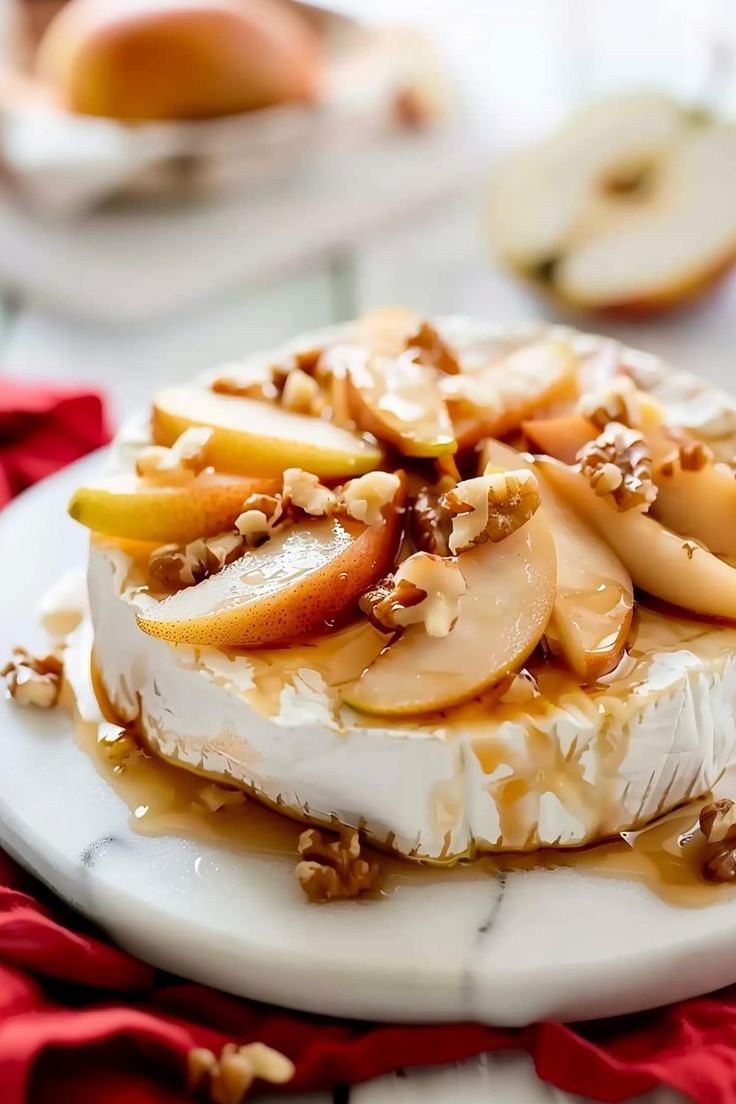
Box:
295, 826, 382, 902
442, 467, 541, 554
1, 647, 63, 708
360, 552, 466, 638
577, 423, 657, 511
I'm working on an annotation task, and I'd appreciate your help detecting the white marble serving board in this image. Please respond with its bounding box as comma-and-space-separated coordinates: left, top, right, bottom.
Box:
3, 453, 736, 1028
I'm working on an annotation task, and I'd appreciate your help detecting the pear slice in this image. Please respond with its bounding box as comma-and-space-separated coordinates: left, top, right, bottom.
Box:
445, 340, 577, 450
651, 455, 736, 558
343, 346, 456, 458
488, 92, 736, 315
343, 509, 556, 716
137, 486, 406, 647
68, 472, 277, 544
483, 439, 633, 681
153, 386, 382, 478
522, 415, 598, 465
538, 458, 736, 619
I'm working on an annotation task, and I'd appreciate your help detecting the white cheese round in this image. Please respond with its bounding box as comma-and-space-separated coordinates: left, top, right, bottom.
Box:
88, 321, 736, 860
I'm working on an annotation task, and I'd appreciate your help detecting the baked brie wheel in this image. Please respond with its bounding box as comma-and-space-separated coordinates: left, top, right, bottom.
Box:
70, 309, 736, 861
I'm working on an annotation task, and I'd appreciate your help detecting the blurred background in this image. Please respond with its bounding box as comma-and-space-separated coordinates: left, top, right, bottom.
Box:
0, 0, 735, 422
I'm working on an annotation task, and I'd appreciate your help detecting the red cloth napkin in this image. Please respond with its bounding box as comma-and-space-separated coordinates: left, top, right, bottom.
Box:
1, 379, 734, 1103
0, 379, 110, 507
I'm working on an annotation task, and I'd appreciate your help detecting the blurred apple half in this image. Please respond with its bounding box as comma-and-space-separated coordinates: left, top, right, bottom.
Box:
488, 92, 736, 317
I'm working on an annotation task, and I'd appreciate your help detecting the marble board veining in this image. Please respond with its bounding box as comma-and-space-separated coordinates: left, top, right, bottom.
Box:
2, 455, 736, 1026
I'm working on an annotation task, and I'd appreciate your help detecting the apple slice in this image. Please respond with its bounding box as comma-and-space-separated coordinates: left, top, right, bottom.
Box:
488, 92, 736, 316
538, 458, 736, 619
343, 509, 556, 716
483, 439, 633, 681
651, 454, 736, 558
342, 346, 456, 458
445, 340, 577, 450
153, 386, 382, 478
68, 472, 276, 544
137, 488, 405, 647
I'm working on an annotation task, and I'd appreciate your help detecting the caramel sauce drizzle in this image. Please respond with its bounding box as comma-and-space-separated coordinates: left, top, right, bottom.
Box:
75, 663, 736, 910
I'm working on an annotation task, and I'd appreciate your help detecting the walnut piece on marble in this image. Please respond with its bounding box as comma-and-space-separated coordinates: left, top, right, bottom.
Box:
149, 531, 245, 591
699, 798, 736, 882
360, 551, 466, 638
442, 467, 541, 554
578, 423, 657, 511
1, 647, 63, 708
295, 826, 382, 903
136, 427, 213, 486
187, 1041, 294, 1104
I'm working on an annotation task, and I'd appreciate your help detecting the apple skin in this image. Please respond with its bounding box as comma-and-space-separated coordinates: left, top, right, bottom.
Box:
36, 0, 322, 121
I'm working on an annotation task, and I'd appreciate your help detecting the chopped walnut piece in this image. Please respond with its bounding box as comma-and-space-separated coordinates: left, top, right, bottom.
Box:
361, 552, 466, 638
658, 440, 714, 476
282, 468, 337, 516
211, 361, 278, 401
577, 377, 641, 429
699, 798, 736, 882
98, 722, 145, 772
442, 467, 541, 554
149, 531, 245, 591
187, 1041, 294, 1103
406, 320, 460, 375
578, 423, 657, 511
499, 670, 540, 705
296, 826, 382, 902
136, 427, 213, 486
340, 471, 400, 525
408, 487, 451, 555
2, 648, 63, 708
281, 367, 324, 415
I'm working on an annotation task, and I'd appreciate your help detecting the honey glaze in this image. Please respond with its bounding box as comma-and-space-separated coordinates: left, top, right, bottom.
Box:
72, 689, 736, 909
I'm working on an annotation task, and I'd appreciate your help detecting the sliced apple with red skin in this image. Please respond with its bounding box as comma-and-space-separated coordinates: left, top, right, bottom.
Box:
137, 481, 406, 647
68, 472, 277, 544
342, 346, 456, 458
538, 458, 736, 619
343, 509, 556, 716
482, 439, 633, 681
651, 455, 736, 558
153, 386, 382, 479
445, 340, 578, 450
